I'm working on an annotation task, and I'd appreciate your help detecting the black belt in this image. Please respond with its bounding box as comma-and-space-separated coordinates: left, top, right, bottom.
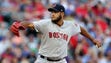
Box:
40, 55, 63, 61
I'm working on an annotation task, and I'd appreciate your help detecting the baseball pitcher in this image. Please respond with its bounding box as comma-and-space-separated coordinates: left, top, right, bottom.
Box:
10, 4, 102, 63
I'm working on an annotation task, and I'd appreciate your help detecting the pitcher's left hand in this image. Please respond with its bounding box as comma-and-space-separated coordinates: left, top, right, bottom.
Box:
93, 39, 102, 48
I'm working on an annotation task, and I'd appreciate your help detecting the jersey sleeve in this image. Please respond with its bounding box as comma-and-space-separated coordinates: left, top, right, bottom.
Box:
32, 19, 49, 33
72, 21, 81, 35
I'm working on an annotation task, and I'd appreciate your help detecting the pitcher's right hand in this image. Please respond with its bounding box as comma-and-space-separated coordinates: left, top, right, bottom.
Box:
10, 21, 25, 36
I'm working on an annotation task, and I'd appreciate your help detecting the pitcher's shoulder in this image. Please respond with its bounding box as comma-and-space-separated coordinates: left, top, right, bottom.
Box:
64, 20, 79, 27
64, 20, 74, 25
39, 19, 51, 23
36, 19, 51, 25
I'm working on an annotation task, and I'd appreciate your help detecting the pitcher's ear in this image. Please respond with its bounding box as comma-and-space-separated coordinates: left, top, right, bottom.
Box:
61, 12, 65, 17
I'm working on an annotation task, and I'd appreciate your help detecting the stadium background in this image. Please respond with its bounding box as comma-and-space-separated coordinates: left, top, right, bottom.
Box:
0, 0, 111, 63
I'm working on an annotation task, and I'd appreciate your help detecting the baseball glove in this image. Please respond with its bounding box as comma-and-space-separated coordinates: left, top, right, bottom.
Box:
10, 21, 25, 36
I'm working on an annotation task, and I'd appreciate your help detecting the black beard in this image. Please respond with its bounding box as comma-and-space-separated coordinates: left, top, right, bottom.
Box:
52, 15, 62, 24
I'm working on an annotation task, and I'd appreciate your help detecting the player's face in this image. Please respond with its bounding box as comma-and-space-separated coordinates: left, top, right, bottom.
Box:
51, 11, 62, 24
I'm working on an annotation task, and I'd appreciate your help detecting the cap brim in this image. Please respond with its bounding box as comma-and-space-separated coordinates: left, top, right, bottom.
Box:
48, 8, 59, 12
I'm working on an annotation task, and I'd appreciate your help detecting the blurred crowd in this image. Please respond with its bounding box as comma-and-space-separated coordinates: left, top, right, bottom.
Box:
0, 0, 111, 63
